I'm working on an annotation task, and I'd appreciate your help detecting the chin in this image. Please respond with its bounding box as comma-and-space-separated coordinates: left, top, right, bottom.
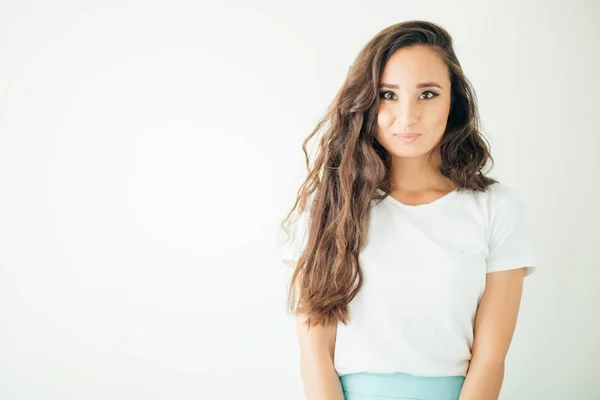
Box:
387, 146, 432, 159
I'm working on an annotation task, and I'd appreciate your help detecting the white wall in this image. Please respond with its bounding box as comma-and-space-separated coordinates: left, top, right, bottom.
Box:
0, 0, 598, 399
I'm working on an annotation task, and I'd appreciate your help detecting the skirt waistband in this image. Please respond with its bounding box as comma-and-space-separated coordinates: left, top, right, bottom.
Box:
340, 372, 465, 400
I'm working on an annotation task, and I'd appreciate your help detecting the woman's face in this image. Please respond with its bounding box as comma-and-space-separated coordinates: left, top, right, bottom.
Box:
376, 45, 452, 159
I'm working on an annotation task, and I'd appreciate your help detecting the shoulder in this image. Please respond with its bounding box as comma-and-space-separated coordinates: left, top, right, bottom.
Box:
479, 182, 532, 245
479, 182, 537, 275
454, 182, 530, 234
461, 182, 525, 213
484, 181, 520, 200
482, 182, 527, 216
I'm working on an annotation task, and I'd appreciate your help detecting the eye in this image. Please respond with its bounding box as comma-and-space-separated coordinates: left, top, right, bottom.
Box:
419, 90, 439, 100
379, 90, 439, 101
379, 91, 396, 100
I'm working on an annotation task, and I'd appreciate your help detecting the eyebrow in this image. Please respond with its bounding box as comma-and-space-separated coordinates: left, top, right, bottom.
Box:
379, 82, 443, 89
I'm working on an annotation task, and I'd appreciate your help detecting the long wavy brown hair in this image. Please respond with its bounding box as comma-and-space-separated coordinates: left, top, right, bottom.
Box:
281, 20, 498, 329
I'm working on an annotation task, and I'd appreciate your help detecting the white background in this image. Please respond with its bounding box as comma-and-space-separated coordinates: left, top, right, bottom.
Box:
1, 0, 598, 399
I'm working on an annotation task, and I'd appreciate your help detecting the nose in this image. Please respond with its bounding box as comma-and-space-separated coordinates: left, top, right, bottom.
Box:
395, 98, 419, 130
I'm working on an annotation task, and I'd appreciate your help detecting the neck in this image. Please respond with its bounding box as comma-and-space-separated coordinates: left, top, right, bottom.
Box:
389, 149, 454, 193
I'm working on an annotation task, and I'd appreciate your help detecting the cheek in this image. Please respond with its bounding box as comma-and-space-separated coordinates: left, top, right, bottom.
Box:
431, 113, 448, 131
424, 104, 450, 134
377, 106, 394, 128
438, 111, 450, 134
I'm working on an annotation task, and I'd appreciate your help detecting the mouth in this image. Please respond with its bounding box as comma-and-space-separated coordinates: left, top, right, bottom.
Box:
394, 133, 421, 143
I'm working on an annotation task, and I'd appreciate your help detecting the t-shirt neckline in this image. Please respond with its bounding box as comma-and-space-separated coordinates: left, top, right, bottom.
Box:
376, 187, 459, 209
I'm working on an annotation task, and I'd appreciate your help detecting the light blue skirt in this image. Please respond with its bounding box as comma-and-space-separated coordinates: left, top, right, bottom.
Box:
340, 372, 465, 400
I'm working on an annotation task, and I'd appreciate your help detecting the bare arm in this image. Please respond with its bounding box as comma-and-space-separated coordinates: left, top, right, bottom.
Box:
296, 313, 344, 400
459, 267, 526, 400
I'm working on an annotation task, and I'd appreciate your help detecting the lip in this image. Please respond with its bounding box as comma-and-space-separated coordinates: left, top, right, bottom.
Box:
394, 133, 421, 143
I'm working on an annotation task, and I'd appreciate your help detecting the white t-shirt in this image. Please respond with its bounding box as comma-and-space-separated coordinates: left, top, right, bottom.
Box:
277, 182, 537, 377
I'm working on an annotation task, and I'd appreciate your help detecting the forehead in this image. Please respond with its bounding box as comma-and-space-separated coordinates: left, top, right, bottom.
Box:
380, 45, 450, 85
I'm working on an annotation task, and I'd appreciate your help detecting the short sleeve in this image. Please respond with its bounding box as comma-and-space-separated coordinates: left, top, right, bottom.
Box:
486, 184, 537, 276
276, 207, 310, 269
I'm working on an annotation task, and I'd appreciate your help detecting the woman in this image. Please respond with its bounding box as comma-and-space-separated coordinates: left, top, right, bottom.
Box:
279, 20, 536, 400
